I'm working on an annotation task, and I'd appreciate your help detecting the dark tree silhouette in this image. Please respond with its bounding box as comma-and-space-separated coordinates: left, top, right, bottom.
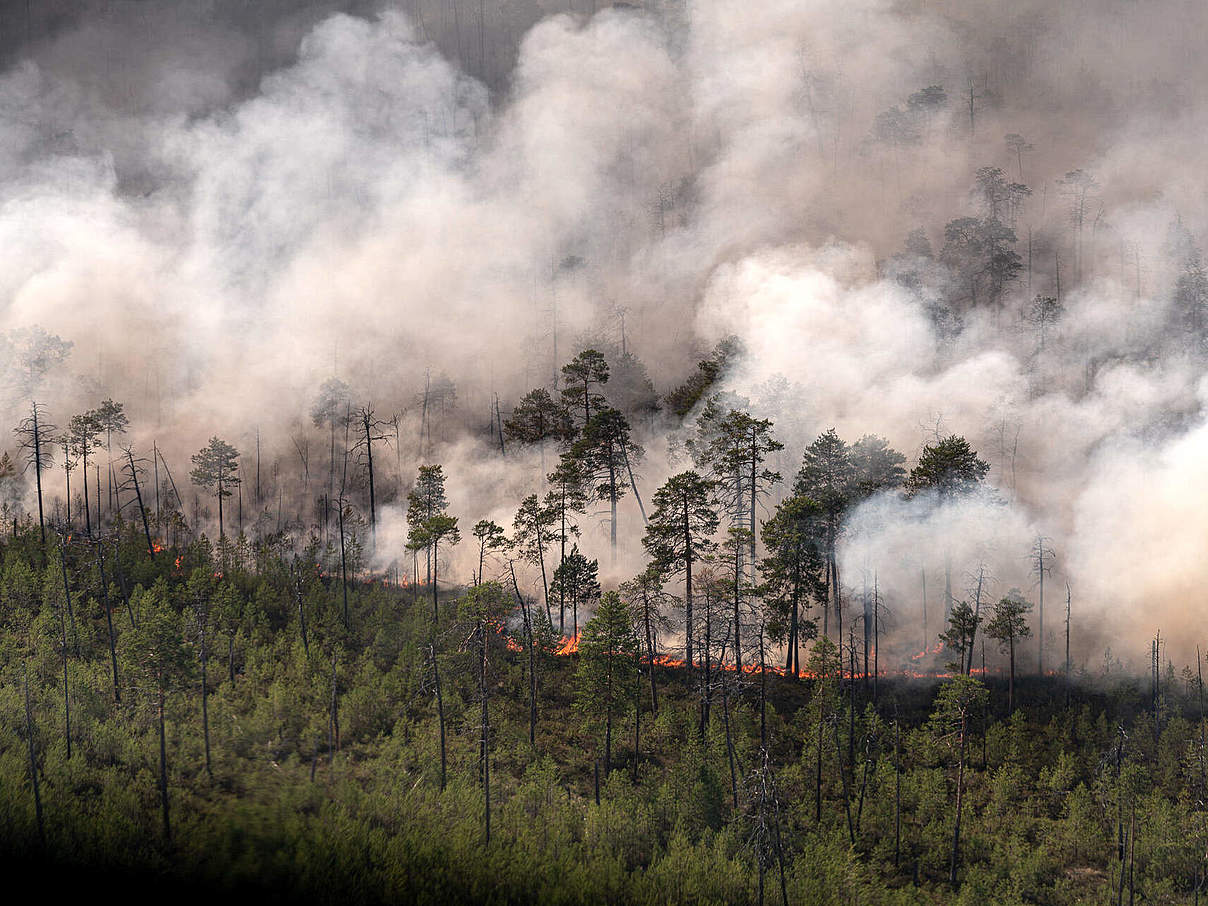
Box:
642, 471, 719, 668
190, 437, 241, 541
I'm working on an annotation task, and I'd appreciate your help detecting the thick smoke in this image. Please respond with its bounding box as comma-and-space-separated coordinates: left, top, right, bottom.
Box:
0, 0, 1206, 668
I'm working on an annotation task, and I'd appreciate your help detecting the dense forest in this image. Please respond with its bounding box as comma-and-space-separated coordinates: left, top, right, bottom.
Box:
0, 342, 1206, 905
3, 0, 1208, 902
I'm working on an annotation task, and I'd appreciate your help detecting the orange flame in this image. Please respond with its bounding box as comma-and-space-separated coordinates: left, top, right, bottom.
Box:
547, 631, 983, 682
910, 641, 945, 661
555, 632, 581, 656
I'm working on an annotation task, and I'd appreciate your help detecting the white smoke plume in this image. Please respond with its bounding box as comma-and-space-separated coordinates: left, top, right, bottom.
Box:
0, 0, 1206, 667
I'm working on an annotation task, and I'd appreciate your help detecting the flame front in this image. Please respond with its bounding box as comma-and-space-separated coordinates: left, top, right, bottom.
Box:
555, 632, 581, 656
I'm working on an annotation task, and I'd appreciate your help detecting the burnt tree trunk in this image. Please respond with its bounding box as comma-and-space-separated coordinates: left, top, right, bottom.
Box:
128, 451, 156, 561
431, 641, 447, 791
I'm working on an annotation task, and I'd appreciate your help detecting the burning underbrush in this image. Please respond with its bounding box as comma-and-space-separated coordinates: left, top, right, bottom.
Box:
530, 630, 992, 682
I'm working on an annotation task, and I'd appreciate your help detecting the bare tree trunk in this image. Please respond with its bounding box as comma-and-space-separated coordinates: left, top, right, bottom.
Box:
684, 500, 694, 669
873, 574, 880, 702
966, 565, 985, 676
153, 442, 160, 527
338, 502, 349, 627
609, 465, 618, 564
97, 545, 120, 703
759, 622, 768, 748
537, 533, 550, 625
365, 414, 376, 541
480, 621, 490, 844
949, 714, 968, 885
644, 595, 658, 713
623, 444, 646, 525
296, 583, 309, 658
509, 561, 536, 745
201, 625, 212, 780
58, 536, 77, 655
24, 666, 45, 845
431, 641, 447, 791
1008, 635, 1016, 712
1065, 582, 1072, 708
82, 452, 92, 537
431, 538, 440, 623
31, 406, 46, 551
721, 645, 738, 807
815, 682, 825, 823
700, 588, 712, 737
633, 647, 642, 783
832, 709, 856, 845
604, 674, 613, 776
128, 451, 156, 560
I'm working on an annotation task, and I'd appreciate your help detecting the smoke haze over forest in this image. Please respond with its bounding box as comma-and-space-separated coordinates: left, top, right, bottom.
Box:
1, 0, 1207, 669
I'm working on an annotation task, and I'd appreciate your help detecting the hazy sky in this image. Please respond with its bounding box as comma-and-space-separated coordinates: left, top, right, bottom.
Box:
1, 0, 1206, 668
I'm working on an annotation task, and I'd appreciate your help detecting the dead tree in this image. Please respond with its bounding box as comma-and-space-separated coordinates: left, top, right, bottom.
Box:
14, 402, 55, 553
123, 447, 157, 560
1030, 536, 1054, 674
96, 542, 120, 703
352, 404, 392, 542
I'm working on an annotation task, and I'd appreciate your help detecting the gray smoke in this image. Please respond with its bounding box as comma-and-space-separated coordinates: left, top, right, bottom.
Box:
1, 0, 1205, 668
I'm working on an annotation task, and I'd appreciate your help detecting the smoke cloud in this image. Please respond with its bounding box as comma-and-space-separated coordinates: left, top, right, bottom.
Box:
1, 0, 1206, 668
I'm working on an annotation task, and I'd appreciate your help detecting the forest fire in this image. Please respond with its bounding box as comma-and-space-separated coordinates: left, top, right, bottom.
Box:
150, 539, 166, 554
543, 633, 990, 682
554, 632, 581, 656
910, 641, 945, 661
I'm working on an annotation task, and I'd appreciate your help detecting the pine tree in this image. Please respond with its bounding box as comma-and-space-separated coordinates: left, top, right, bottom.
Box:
545, 456, 589, 632
795, 429, 854, 642
560, 349, 610, 432
190, 436, 241, 541
407, 464, 449, 589
906, 435, 990, 620
760, 493, 825, 675
575, 590, 639, 778
985, 588, 1032, 711
549, 544, 600, 638
513, 494, 557, 624
927, 674, 989, 885
642, 471, 719, 668
573, 407, 641, 560
14, 402, 54, 551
